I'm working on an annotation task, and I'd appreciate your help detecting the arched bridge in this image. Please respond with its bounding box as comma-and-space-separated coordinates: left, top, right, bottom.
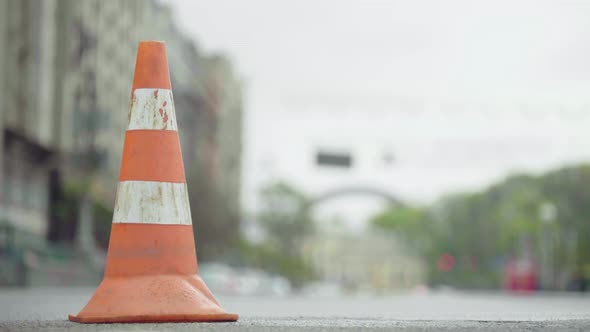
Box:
303, 185, 404, 210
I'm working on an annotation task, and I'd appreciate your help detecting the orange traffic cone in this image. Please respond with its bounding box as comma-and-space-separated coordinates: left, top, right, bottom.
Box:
69, 41, 238, 323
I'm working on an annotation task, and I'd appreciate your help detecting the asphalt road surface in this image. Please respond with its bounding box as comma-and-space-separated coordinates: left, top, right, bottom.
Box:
1, 288, 589, 331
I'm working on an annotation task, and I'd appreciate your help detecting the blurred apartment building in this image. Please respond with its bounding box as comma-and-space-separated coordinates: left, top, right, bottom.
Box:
0, 0, 242, 278
303, 228, 425, 292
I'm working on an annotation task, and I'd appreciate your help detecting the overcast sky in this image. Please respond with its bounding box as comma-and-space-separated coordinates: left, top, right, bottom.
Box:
167, 0, 590, 96
164, 0, 590, 226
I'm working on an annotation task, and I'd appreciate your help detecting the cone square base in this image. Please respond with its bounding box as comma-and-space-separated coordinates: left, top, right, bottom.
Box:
68, 274, 238, 323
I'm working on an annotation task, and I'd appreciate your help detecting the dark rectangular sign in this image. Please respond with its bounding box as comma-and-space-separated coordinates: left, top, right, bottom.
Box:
316, 151, 353, 168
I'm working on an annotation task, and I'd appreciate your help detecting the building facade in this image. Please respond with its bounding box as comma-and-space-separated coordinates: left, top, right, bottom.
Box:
303, 228, 425, 292
0, 0, 60, 239
0, 0, 243, 263
189, 55, 243, 258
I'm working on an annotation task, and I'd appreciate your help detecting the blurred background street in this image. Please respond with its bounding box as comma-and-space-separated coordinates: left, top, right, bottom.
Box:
1, 0, 590, 329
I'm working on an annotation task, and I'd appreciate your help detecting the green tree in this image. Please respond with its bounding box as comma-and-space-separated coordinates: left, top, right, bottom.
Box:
370, 165, 590, 290
245, 182, 316, 288
371, 205, 430, 251
258, 182, 314, 256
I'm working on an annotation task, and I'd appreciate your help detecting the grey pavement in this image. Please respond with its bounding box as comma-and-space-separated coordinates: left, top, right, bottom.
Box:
1, 288, 590, 331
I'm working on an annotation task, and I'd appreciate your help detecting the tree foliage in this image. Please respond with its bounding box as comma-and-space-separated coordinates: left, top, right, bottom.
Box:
371, 165, 590, 289
246, 182, 316, 287
258, 182, 314, 256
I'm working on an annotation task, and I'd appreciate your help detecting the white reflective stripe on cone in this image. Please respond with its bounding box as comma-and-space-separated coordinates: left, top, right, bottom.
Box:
128, 89, 178, 131
113, 181, 192, 225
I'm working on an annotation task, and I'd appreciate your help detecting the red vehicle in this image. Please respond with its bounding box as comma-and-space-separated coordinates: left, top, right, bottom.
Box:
504, 258, 538, 292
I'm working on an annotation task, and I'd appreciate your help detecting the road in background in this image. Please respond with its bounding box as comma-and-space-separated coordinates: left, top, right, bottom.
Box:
0, 288, 589, 331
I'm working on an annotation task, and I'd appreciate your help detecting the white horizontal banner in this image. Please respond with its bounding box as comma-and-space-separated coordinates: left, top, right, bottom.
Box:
113, 181, 192, 225
128, 89, 178, 131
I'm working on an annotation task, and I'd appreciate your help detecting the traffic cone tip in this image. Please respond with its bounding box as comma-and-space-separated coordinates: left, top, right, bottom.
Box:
131, 41, 172, 92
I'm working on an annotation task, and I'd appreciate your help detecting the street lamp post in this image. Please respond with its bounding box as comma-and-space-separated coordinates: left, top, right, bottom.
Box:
539, 202, 556, 290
